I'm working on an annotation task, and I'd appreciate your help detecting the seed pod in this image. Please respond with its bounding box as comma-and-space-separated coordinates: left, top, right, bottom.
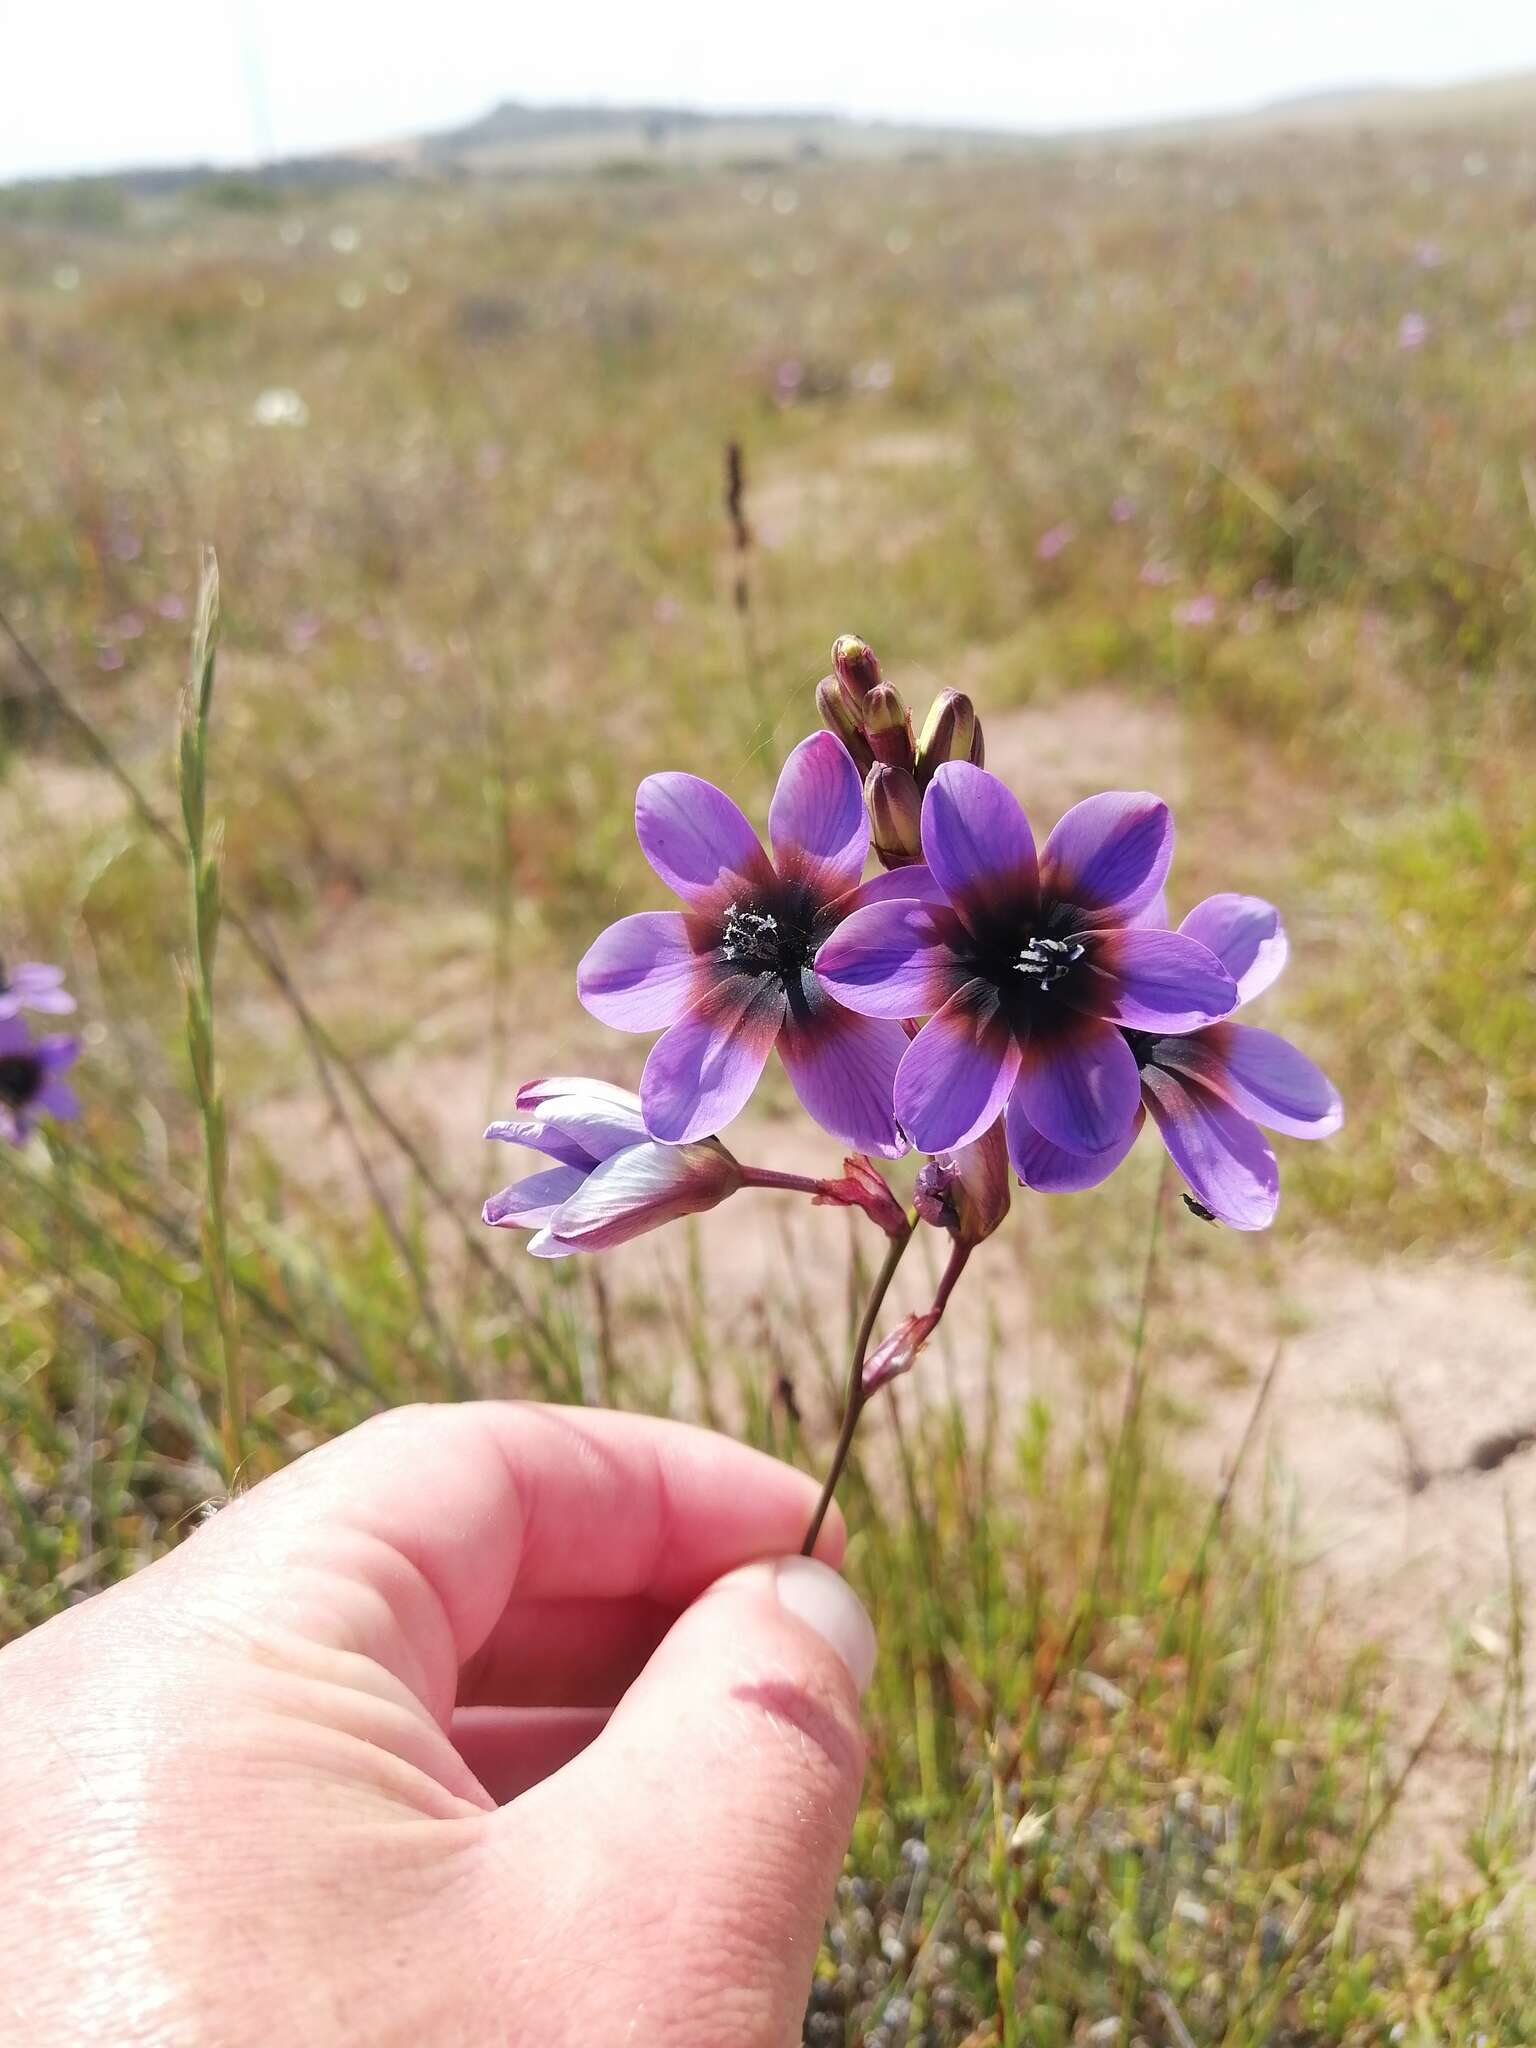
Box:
831, 633, 882, 707
865, 762, 923, 868
815, 674, 875, 775
915, 689, 977, 784
862, 682, 916, 770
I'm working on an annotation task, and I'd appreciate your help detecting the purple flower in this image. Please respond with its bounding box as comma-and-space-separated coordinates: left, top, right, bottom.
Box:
578, 733, 927, 1154
1036, 521, 1076, 563
1009, 894, 1342, 1229
0, 1016, 81, 1144
1399, 312, 1430, 351
0, 962, 75, 1019
815, 763, 1237, 1173
484, 1077, 742, 1257
1173, 594, 1218, 628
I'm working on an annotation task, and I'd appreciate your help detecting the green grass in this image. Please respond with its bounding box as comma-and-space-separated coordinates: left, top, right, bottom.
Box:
3, 103, 1536, 2043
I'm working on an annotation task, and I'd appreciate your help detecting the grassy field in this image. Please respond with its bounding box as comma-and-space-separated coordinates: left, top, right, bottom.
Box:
2, 97, 1536, 2042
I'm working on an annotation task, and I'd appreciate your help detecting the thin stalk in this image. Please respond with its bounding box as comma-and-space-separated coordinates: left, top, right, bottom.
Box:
800, 1217, 915, 1556
176, 554, 244, 1486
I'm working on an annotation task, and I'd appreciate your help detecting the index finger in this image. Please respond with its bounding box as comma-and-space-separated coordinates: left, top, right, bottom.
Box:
155, 1401, 843, 1723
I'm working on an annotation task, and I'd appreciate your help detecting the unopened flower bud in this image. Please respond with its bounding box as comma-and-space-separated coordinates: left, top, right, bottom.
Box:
816, 674, 875, 776
862, 683, 916, 770
915, 690, 977, 784
913, 1122, 1010, 1246
968, 717, 986, 767
831, 633, 882, 707
863, 1309, 940, 1395
865, 763, 923, 869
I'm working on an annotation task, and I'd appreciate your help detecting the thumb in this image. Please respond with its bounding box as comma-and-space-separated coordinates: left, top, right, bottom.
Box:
500, 1556, 875, 2048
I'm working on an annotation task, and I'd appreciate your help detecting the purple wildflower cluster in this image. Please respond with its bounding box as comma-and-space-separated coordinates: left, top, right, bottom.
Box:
0, 960, 81, 1145
483, 634, 1339, 1440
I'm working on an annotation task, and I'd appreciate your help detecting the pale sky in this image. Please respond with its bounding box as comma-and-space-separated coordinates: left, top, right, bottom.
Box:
4, 1, 1535, 183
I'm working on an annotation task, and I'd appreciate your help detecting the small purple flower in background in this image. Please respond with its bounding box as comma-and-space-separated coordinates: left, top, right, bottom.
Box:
1398, 312, 1430, 351
1140, 559, 1177, 588
0, 1016, 81, 1145
1010, 894, 1342, 1229
1172, 594, 1218, 629
1109, 495, 1137, 525
578, 732, 928, 1155
1036, 522, 1076, 563
484, 1077, 742, 1257
913, 1119, 1011, 1247
0, 962, 75, 1020
816, 763, 1237, 1174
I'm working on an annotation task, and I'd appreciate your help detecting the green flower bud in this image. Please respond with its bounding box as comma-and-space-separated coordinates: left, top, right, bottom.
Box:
831, 634, 882, 706
865, 762, 923, 868
862, 682, 916, 770
915, 689, 977, 784
816, 674, 875, 776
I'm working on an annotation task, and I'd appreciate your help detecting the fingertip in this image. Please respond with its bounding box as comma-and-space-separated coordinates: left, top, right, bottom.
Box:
771, 1555, 877, 1695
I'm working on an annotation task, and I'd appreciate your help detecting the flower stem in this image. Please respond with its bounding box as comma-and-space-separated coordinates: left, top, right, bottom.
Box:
800, 1217, 915, 1556
739, 1165, 834, 1198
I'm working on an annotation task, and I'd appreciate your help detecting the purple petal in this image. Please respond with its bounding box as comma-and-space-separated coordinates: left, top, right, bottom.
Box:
0, 964, 75, 1017
1040, 791, 1172, 923
547, 1140, 739, 1248
578, 911, 713, 1030
1151, 1023, 1342, 1140
484, 1164, 588, 1228
34, 1078, 79, 1123
778, 994, 908, 1157
634, 772, 773, 907
516, 1076, 642, 1114
526, 1229, 580, 1261
1177, 894, 1288, 1006
768, 732, 868, 898
0, 1016, 32, 1057
814, 899, 970, 1020
1007, 1097, 1144, 1191
894, 980, 1022, 1153
35, 1036, 80, 1074
1141, 1066, 1279, 1230
487, 1088, 648, 1168
1015, 1007, 1141, 1155
640, 975, 785, 1142
844, 863, 947, 910
1072, 929, 1237, 1031
920, 763, 1039, 928
1128, 888, 1168, 930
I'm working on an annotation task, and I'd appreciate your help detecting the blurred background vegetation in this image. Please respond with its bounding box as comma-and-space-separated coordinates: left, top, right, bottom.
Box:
2, 79, 1535, 2043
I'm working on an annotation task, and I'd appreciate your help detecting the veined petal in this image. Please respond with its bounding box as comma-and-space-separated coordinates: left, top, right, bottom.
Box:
483, 1164, 589, 1229
1128, 888, 1169, 930
1178, 894, 1289, 1006
485, 1116, 593, 1170
1151, 1023, 1343, 1139
548, 1139, 740, 1248
769, 732, 868, 899
487, 1089, 649, 1168
577, 911, 713, 1030
1040, 790, 1172, 923
526, 1228, 580, 1260
1141, 1065, 1279, 1230
516, 1076, 643, 1115
814, 898, 970, 1019
778, 991, 908, 1157
1015, 1007, 1141, 1155
895, 980, 1023, 1154
1073, 929, 1238, 1031
844, 862, 948, 910
920, 762, 1039, 928
634, 771, 773, 907
1007, 1097, 1144, 1192
640, 974, 785, 1143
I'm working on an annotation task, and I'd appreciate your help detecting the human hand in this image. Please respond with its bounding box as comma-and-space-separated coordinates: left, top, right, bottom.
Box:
0, 1403, 876, 2047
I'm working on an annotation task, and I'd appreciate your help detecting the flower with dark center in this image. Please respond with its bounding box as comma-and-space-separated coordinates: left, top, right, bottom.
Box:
0, 1015, 81, 1144
815, 762, 1238, 1172
483, 1077, 742, 1256
577, 734, 935, 1154
0, 961, 75, 1020
1007, 893, 1343, 1229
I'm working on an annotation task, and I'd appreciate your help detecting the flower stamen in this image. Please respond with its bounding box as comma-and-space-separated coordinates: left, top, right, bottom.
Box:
1012, 935, 1084, 988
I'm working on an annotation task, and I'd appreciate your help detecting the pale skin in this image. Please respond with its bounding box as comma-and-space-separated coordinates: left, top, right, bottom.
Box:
0, 1403, 877, 2047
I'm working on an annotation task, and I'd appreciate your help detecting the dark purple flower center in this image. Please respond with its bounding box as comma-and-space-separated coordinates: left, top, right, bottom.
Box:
0, 1053, 43, 1109
716, 881, 829, 989
960, 899, 1095, 1024
1120, 1029, 1161, 1069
